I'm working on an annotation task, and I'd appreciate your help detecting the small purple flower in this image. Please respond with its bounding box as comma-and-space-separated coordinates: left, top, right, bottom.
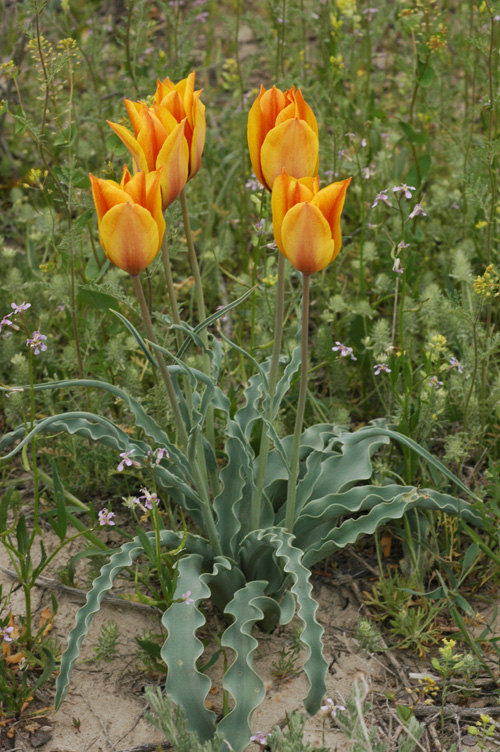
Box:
98, 508, 116, 526
134, 487, 159, 510
0, 314, 13, 333
181, 591, 195, 605
429, 375, 443, 390
409, 203, 427, 219
154, 447, 170, 462
361, 138, 367, 147
374, 363, 391, 375
26, 330, 47, 355
392, 258, 404, 274
195, 11, 208, 22
254, 219, 266, 236
332, 341, 357, 360
11, 301, 31, 314
250, 731, 268, 749
449, 357, 464, 374
246, 174, 260, 191
117, 450, 142, 472
398, 241, 410, 249
363, 7, 379, 20
372, 189, 392, 208
320, 698, 346, 718
1, 626, 14, 643
393, 184, 416, 200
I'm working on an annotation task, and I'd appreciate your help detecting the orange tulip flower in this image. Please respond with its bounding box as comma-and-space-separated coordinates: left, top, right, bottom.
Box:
271, 170, 351, 276
247, 85, 319, 192
107, 72, 205, 210
89, 165, 165, 275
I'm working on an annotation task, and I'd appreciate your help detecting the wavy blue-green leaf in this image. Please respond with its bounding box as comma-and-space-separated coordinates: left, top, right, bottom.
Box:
0, 378, 187, 471
217, 581, 268, 752
302, 488, 482, 567
240, 528, 326, 713
162, 555, 233, 742
54, 529, 201, 710
110, 309, 157, 368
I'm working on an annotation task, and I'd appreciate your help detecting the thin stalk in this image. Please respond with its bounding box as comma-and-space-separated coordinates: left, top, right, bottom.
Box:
179, 188, 216, 460
27, 349, 41, 537
132, 275, 220, 552
251, 253, 286, 530
285, 273, 310, 533
131, 274, 188, 449
161, 233, 184, 351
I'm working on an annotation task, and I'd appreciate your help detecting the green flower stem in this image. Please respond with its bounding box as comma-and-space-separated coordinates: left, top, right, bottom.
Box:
27, 348, 41, 538
179, 188, 217, 469
131, 274, 188, 450
132, 274, 221, 555
285, 273, 310, 533
251, 253, 286, 530
161, 232, 196, 419
161, 233, 183, 351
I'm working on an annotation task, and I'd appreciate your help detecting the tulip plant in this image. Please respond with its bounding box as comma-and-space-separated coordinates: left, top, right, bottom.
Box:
0, 77, 483, 752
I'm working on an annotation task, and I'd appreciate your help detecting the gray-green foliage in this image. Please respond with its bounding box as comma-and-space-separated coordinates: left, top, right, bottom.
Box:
266, 712, 328, 752
0, 312, 483, 752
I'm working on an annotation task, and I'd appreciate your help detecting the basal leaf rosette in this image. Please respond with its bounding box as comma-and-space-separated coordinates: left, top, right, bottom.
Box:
271, 170, 351, 275
89, 165, 165, 275
247, 85, 319, 192
107, 72, 205, 209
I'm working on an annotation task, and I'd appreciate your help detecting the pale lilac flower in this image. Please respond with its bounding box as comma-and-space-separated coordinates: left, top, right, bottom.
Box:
372, 189, 392, 208
134, 487, 159, 510
393, 184, 416, 200
117, 450, 140, 472
154, 447, 170, 462
1, 626, 14, 643
0, 314, 13, 332
324, 169, 335, 178
449, 357, 464, 374
98, 508, 116, 526
255, 219, 266, 236
392, 258, 404, 274
250, 731, 268, 749
181, 591, 195, 605
363, 7, 379, 20
195, 11, 208, 22
451, 201, 460, 210
246, 174, 260, 191
409, 203, 427, 219
429, 376, 443, 390
332, 341, 357, 360
26, 330, 47, 355
320, 698, 346, 718
56, 304, 66, 312
398, 241, 410, 249
374, 363, 391, 374
361, 138, 367, 147
11, 301, 31, 314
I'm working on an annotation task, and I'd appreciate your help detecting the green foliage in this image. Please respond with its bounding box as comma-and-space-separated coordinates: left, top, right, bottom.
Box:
94, 620, 120, 662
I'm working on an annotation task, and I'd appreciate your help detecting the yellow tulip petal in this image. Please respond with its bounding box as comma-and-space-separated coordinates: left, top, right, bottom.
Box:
137, 109, 167, 172
180, 72, 196, 125
99, 202, 161, 275
89, 173, 128, 222
247, 86, 268, 187
124, 99, 145, 137
153, 102, 180, 136
259, 86, 286, 129
122, 170, 147, 206
294, 88, 319, 135
261, 118, 319, 191
311, 177, 351, 259
272, 171, 318, 253
144, 168, 166, 239
281, 202, 334, 275
107, 120, 148, 173
155, 119, 189, 209
274, 101, 295, 126
189, 99, 205, 178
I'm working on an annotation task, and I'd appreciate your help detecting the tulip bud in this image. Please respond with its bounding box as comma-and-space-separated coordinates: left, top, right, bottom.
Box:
247, 85, 319, 192
89, 166, 165, 275
271, 170, 351, 275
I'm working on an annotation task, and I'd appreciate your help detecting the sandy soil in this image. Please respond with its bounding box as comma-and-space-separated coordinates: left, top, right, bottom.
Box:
0, 527, 495, 752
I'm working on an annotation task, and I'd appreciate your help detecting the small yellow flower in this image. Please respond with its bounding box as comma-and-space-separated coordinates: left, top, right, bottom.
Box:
475, 220, 488, 229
